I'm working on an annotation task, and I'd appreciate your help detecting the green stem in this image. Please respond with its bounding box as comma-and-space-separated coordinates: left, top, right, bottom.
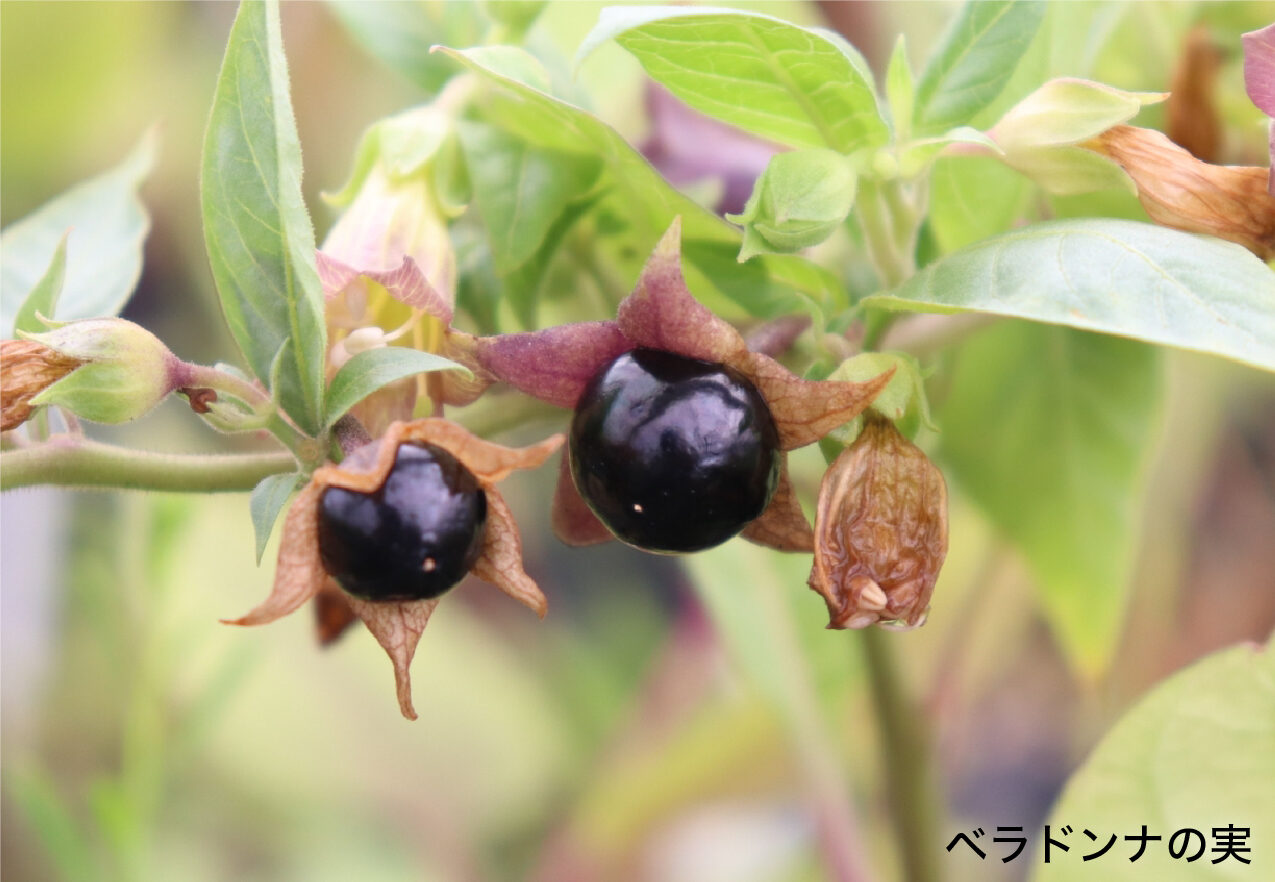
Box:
862, 628, 943, 882
856, 179, 911, 290
0, 438, 296, 493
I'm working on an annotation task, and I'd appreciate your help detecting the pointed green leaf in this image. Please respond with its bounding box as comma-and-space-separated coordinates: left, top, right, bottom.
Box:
324, 346, 470, 428
866, 219, 1275, 373
913, 1, 1045, 135
1, 130, 154, 334
940, 323, 1160, 675
202, 0, 327, 435
12, 233, 67, 337
250, 470, 303, 563
886, 35, 915, 142
577, 6, 888, 152
1034, 636, 1275, 881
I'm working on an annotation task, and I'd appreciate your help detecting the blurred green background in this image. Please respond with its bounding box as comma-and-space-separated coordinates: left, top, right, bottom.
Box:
3, 2, 1274, 881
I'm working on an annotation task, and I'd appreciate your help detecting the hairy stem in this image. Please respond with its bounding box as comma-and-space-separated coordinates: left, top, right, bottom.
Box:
862, 627, 943, 882
0, 438, 296, 493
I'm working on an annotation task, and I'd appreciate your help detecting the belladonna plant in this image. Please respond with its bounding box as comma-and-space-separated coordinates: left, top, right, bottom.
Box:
4, 3, 1275, 881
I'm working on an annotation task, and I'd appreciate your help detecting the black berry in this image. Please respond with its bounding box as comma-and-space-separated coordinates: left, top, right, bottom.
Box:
318, 442, 487, 602
569, 348, 780, 553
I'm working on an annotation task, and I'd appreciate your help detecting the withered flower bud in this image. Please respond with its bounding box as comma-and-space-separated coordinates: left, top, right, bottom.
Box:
0, 339, 85, 430
809, 415, 947, 630
1086, 125, 1275, 259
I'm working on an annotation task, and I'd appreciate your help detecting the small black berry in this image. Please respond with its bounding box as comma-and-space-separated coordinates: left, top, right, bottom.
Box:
318, 442, 487, 602
569, 348, 780, 553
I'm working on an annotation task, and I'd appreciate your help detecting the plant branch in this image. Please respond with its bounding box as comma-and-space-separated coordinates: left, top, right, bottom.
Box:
0, 438, 296, 493
862, 627, 943, 882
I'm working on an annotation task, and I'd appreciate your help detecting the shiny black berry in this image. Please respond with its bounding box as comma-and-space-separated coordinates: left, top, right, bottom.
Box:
569, 348, 780, 553
318, 442, 487, 602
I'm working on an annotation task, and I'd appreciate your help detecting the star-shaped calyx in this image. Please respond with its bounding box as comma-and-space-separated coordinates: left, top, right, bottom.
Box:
224, 419, 562, 719
472, 218, 894, 555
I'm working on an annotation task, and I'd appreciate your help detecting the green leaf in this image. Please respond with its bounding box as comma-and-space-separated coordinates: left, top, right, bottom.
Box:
324, 346, 470, 428
828, 350, 934, 441
728, 148, 857, 259
12, 233, 67, 337
202, 0, 327, 436
896, 125, 1002, 178
577, 6, 888, 152
940, 323, 1160, 675
250, 470, 302, 564
0, 130, 154, 335
502, 194, 600, 330
913, 0, 1046, 135
456, 121, 601, 274
324, 0, 485, 93
456, 45, 551, 93
866, 219, 1275, 372
1034, 636, 1275, 881
886, 35, 915, 142
928, 155, 1031, 252
438, 45, 848, 318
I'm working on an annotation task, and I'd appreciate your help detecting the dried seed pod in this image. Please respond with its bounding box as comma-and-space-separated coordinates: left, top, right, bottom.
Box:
809, 415, 947, 630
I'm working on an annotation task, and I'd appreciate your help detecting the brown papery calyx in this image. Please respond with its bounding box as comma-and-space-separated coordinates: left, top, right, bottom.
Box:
809, 414, 948, 630
0, 339, 84, 430
1086, 125, 1275, 259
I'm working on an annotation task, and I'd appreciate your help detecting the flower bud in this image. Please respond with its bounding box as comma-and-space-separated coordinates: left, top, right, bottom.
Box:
809, 414, 947, 630
729, 148, 857, 259
1086, 125, 1275, 259
17, 318, 180, 424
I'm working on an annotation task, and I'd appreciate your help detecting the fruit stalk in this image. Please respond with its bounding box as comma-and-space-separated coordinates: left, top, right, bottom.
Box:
0, 439, 295, 493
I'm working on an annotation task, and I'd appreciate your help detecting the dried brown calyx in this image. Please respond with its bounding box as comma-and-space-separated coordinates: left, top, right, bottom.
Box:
809, 414, 948, 630
0, 339, 84, 430
224, 418, 563, 720
1086, 125, 1275, 259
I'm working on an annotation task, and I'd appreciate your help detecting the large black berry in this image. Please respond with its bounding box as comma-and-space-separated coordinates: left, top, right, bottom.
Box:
318, 442, 487, 602
569, 348, 780, 553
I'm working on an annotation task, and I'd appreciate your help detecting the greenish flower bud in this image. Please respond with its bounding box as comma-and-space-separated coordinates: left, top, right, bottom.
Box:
21, 318, 180, 423
729, 148, 857, 260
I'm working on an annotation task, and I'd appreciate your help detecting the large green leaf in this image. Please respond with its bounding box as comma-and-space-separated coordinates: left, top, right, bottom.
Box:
866, 220, 1275, 373
202, 0, 327, 436
1034, 635, 1275, 881
913, 0, 1045, 135
940, 322, 1160, 675
0, 130, 154, 336
437, 46, 847, 318
578, 6, 887, 152
456, 121, 601, 274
